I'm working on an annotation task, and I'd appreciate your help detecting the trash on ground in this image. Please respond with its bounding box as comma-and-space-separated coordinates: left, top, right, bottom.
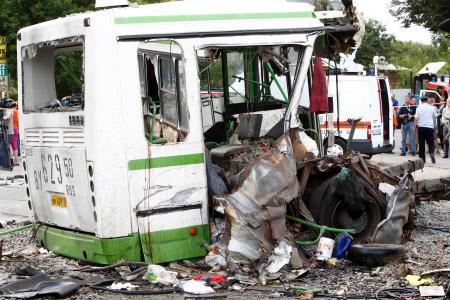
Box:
176, 279, 215, 295
145, 265, 178, 286
193, 275, 226, 284
316, 237, 334, 261
419, 286, 446, 297
264, 241, 293, 274
405, 275, 435, 286
109, 282, 139, 290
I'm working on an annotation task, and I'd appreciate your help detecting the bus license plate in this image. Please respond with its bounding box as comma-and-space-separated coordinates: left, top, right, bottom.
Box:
51, 195, 68, 208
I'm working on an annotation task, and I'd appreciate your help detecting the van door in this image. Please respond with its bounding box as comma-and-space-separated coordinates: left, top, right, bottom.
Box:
367, 77, 383, 149
125, 40, 209, 264
378, 78, 392, 146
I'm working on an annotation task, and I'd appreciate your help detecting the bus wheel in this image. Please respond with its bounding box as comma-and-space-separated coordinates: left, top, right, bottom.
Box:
324, 138, 347, 156
308, 175, 385, 243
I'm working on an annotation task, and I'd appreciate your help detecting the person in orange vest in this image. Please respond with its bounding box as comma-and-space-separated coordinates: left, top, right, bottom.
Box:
11, 102, 19, 166
392, 95, 399, 130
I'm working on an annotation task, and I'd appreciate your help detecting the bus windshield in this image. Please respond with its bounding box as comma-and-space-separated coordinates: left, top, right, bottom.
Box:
22, 37, 84, 113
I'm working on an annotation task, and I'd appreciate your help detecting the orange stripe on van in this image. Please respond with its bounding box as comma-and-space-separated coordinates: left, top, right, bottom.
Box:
320, 121, 370, 129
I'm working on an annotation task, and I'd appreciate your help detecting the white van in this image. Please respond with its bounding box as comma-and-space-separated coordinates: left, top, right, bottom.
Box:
319, 75, 394, 155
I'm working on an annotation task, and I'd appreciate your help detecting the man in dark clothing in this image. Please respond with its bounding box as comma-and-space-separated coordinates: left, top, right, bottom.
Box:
398, 97, 417, 156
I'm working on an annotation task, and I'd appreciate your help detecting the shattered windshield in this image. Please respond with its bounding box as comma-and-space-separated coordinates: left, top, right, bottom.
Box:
22, 37, 84, 113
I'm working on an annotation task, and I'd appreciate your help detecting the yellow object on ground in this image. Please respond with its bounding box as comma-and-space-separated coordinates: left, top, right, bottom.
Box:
405, 275, 435, 286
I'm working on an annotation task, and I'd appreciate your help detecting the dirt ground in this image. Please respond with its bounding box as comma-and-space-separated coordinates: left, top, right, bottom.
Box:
0, 201, 449, 299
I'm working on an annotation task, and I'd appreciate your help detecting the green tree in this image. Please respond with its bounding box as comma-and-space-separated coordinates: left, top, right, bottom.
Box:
390, 0, 450, 33
0, 0, 174, 88
355, 19, 395, 70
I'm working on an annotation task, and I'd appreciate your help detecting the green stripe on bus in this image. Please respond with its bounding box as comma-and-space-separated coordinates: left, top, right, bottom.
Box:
115, 11, 316, 25
128, 153, 204, 170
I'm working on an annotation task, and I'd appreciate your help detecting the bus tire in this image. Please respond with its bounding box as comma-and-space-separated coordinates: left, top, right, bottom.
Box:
308, 175, 384, 243
347, 244, 405, 266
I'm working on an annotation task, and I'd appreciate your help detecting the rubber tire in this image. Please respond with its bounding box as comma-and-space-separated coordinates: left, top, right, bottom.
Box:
347, 244, 405, 266
308, 175, 385, 243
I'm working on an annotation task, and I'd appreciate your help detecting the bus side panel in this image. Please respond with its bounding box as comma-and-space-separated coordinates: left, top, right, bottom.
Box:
85, 13, 134, 239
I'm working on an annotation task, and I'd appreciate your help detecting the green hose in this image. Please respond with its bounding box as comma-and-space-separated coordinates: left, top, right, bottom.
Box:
0, 223, 33, 236
287, 215, 355, 245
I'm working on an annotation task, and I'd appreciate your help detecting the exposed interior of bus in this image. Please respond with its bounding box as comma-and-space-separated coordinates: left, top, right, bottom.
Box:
138, 41, 318, 150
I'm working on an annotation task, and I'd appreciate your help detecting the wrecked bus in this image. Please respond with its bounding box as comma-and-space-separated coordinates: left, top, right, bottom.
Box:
18, 0, 362, 264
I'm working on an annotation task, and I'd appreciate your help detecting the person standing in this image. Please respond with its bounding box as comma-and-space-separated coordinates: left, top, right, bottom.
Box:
414, 97, 438, 163
392, 95, 399, 134
442, 99, 450, 158
2, 103, 14, 167
11, 102, 19, 166
398, 97, 416, 156
438, 97, 446, 155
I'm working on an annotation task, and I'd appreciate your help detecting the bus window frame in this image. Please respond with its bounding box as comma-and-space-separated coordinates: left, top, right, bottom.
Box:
21, 36, 85, 114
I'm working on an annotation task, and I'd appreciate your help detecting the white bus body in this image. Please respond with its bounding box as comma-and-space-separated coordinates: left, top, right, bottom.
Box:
18, 0, 357, 264
320, 75, 394, 155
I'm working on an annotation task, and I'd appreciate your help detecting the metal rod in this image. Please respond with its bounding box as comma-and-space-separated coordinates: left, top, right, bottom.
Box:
0, 223, 33, 236
265, 62, 289, 103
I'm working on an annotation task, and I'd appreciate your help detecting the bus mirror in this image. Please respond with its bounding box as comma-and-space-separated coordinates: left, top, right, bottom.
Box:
328, 97, 334, 113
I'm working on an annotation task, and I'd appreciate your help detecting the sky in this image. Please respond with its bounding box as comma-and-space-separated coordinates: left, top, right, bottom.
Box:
353, 0, 433, 44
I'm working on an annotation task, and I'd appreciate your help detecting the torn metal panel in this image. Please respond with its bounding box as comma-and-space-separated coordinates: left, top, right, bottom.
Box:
216, 134, 298, 262
372, 174, 415, 244
382, 159, 424, 177
413, 177, 450, 200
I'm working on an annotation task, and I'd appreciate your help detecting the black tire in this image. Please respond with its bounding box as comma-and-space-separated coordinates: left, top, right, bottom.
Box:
348, 244, 405, 266
308, 175, 385, 243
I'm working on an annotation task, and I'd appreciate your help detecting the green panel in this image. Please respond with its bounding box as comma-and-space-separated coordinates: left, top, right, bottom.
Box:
35, 225, 142, 265
140, 224, 210, 264
128, 153, 204, 171
115, 12, 316, 25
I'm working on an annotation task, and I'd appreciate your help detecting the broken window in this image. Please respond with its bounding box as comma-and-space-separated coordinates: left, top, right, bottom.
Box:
199, 46, 305, 140
22, 37, 84, 112
138, 41, 188, 143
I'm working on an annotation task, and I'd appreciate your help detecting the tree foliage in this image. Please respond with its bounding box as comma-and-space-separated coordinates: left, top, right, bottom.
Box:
390, 0, 450, 33
355, 19, 450, 88
0, 0, 172, 89
355, 20, 395, 69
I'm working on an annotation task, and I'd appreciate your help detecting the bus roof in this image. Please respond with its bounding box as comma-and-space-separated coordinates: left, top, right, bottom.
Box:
18, 0, 324, 46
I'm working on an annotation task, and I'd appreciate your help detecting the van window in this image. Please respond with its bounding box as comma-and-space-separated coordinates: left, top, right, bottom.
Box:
138, 48, 188, 143
22, 37, 84, 112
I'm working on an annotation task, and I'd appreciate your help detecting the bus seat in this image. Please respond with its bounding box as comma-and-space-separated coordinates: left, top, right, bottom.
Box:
210, 144, 251, 159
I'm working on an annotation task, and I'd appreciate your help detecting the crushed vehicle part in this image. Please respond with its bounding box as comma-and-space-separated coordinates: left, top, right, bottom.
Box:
376, 288, 419, 300
382, 159, 424, 177
216, 134, 298, 265
0, 276, 81, 299
347, 244, 405, 266
372, 174, 414, 244
413, 177, 450, 200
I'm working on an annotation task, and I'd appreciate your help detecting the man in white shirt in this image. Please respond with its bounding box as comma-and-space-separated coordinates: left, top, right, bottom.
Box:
414, 97, 438, 163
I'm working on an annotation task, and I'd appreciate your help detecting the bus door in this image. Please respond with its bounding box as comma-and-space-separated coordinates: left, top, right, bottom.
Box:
124, 40, 209, 264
